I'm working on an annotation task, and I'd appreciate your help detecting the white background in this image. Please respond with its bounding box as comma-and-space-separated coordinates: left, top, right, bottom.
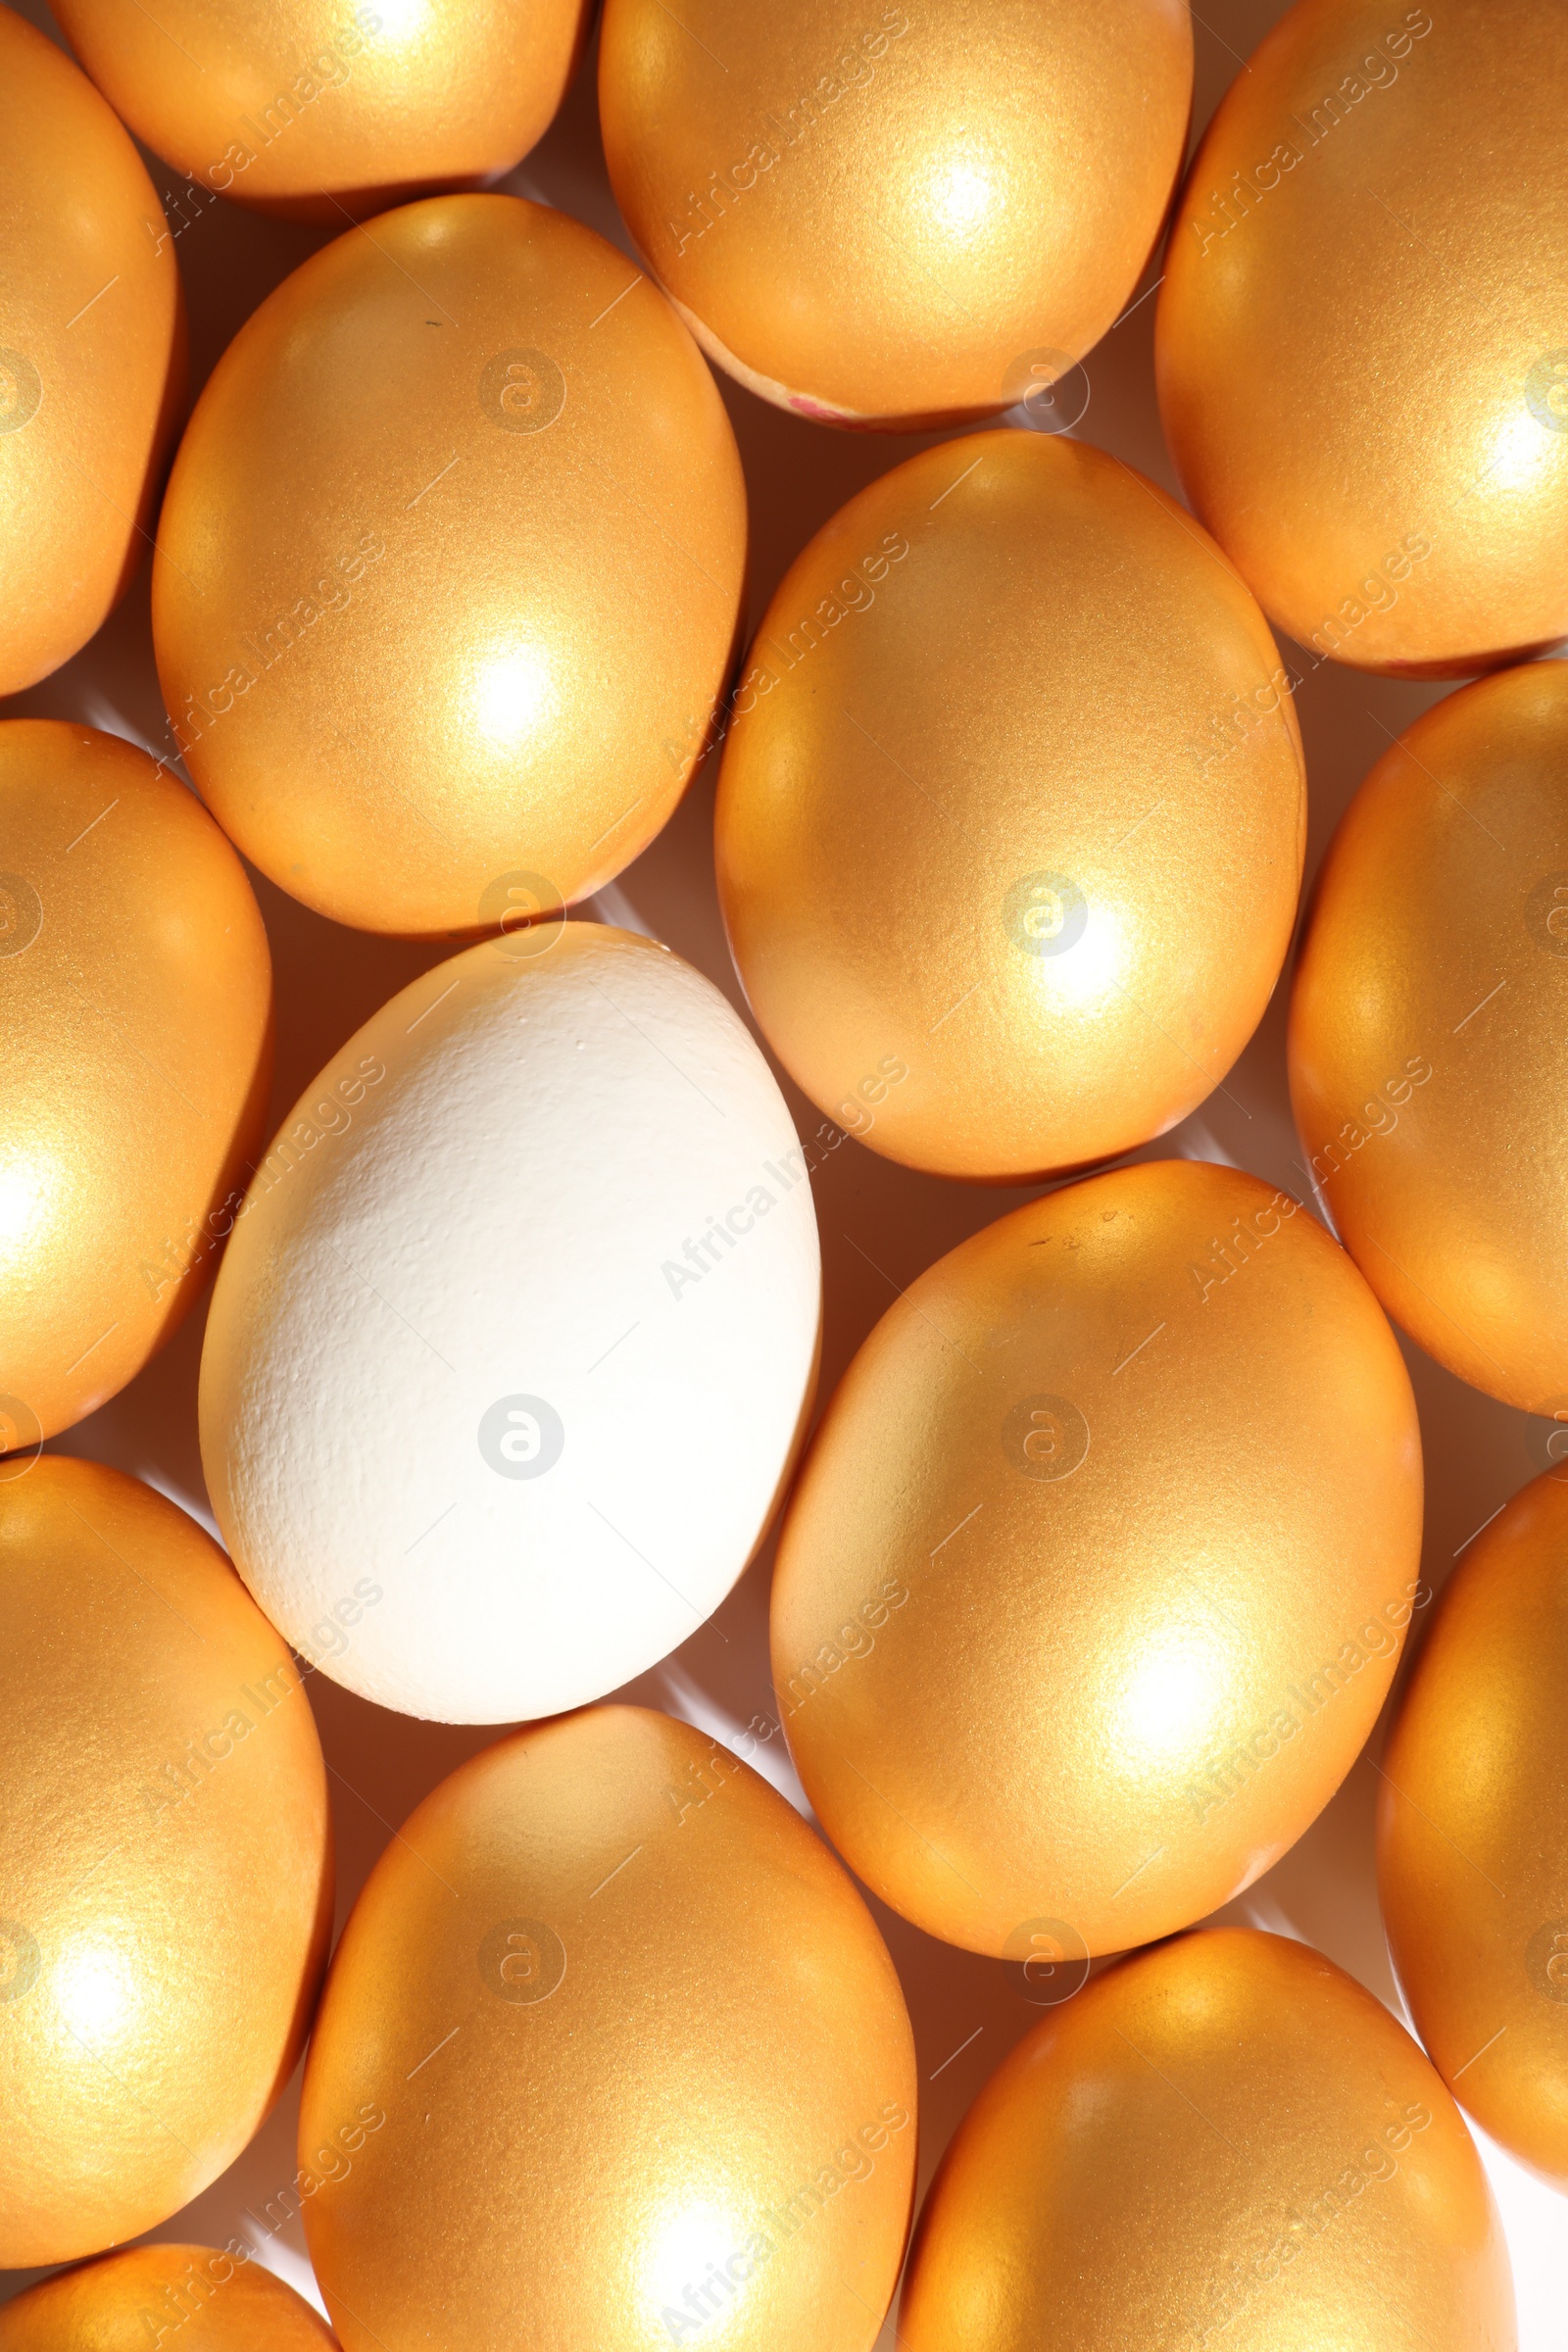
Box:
4, 0, 1563, 2340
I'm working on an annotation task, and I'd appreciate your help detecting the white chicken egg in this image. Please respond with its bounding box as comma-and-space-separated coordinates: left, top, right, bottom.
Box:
199, 923, 821, 1723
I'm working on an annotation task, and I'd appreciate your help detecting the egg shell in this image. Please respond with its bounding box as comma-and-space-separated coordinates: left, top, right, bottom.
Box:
1379, 1468, 1568, 2191
772, 1157, 1423, 1957
52, 0, 592, 220
900, 1928, 1516, 2352
299, 1704, 916, 2352
152, 193, 746, 935
0, 1459, 332, 2266
199, 923, 820, 1724
0, 7, 185, 694
714, 430, 1305, 1182
0, 720, 273, 1446
600, 0, 1192, 427
1289, 661, 1568, 1414
0, 2242, 339, 2349
1156, 0, 1568, 675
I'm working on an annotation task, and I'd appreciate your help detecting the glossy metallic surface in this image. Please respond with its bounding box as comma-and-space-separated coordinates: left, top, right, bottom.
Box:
600, 0, 1192, 428
1289, 662, 1568, 1413
300, 1706, 915, 2352
715, 432, 1305, 1183
0, 2243, 339, 2348
0, 1460, 333, 2266
900, 1929, 1516, 2352
1157, 0, 1568, 676
53, 0, 591, 220
772, 1159, 1423, 1957
1379, 1470, 1568, 2193
153, 194, 746, 937
0, 8, 184, 695
0, 722, 272, 1446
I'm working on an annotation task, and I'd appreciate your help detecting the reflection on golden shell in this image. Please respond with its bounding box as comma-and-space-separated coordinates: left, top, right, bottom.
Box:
1380, 1469, 1568, 2192
716, 431, 1304, 1182
773, 1159, 1422, 1957
0, 722, 272, 1446
300, 1706, 915, 2351
1158, 0, 1568, 674
0, 9, 184, 694
52, 0, 592, 220
1289, 661, 1568, 1412
601, 0, 1192, 427
0, 1460, 332, 2266
153, 194, 747, 937
901, 1930, 1516, 2351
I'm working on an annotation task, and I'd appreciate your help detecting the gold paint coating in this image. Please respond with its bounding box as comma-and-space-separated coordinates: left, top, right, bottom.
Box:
0, 1460, 333, 2267
1379, 1469, 1568, 2192
53, 0, 591, 220
1157, 0, 1568, 676
900, 1929, 1516, 2352
0, 2242, 339, 2348
600, 0, 1192, 428
0, 6, 185, 695
1288, 662, 1568, 1413
772, 1160, 1423, 1957
300, 1705, 916, 2352
0, 722, 272, 1446
715, 432, 1305, 1182
153, 193, 746, 936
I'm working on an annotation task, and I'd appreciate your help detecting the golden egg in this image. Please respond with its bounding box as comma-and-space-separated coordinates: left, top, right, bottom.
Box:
0, 2242, 339, 2349
599, 0, 1192, 428
1379, 1469, 1568, 2192
715, 431, 1305, 1183
1289, 661, 1568, 1414
0, 8, 184, 696
900, 1928, 1516, 2351
299, 1705, 916, 2352
153, 193, 746, 936
0, 722, 272, 1448
0, 1458, 333, 2266
52, 0, 590, 222
772, 1158, 1423, 1959
1156, 0, 1568, 676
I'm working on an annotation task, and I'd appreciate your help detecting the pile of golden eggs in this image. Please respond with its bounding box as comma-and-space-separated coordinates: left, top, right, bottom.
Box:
1, 0, 1564, 2345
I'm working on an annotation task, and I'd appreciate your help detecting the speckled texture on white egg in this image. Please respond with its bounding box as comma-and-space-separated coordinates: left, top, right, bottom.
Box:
198, 924, 821, 1724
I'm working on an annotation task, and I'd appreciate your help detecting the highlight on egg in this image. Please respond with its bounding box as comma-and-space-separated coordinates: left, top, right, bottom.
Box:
200, 924, 820, 1725
299, 1705, 916, 2352
0, 7, 185, 695
0, 1459, 332, 2266
1289, 660, 1568, 1413
0, 2242, 340, 2349
715, 430, 1306, 1182
153, 192, 746, 936
899, 1928, 1516, 2351
52, 0, 593, 220
772, 1157, 1423, 1958
600, 0, 1192, 427
1379, 1467, 1568, 2193
0, 721, 272, 1446
1157, 0, 1568, 674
